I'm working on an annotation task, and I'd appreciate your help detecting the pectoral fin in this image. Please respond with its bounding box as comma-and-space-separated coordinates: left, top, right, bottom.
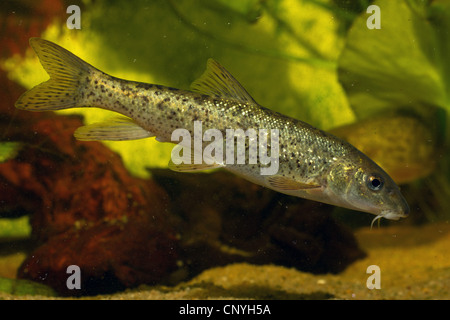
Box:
267, 175, 321, 191
168, 160, 224, 172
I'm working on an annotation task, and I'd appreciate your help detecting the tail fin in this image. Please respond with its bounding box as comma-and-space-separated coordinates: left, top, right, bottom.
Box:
15, 38, 94, 111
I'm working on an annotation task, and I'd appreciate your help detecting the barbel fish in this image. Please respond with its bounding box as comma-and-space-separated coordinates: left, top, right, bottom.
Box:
15, 38, 409, 224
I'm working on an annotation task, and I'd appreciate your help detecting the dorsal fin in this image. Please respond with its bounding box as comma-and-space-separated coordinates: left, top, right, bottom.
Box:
190, 59, 257, 104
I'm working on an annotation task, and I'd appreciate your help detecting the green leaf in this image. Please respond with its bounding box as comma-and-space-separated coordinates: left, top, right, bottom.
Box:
0, 216, 32, 239
0, 142, 22, 163
5, 0, 355, 178
338, 0, 450, 139
0, 277, 57, 297
205, 0, 263, 23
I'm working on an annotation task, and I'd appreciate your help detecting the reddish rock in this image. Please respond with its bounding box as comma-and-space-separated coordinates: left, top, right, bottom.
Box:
0, 0, 66, 58
151, 169, 367, 279
0, 72, 179, 296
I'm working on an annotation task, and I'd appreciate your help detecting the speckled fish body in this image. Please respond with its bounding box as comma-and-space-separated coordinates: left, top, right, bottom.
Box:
15, 38, 409, 222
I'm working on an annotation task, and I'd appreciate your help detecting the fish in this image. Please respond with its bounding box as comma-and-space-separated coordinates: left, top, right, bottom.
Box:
15, 38, 409, 224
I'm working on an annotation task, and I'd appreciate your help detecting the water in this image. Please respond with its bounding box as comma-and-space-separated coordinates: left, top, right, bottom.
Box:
0, 0, 448, 299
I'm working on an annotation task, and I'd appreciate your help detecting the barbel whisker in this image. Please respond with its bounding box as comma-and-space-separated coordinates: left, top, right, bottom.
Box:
370, 214, 384, 230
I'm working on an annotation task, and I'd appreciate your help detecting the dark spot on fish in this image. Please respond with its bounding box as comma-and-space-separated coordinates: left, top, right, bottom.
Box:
142, 96, 149, 103
136, 83, 152, 89
155, 91, 161, 96
157, 102, 165, 110
163, 97, 170, 103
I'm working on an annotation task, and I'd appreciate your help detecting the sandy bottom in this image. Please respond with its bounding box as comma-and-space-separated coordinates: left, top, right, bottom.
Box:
110, 222, 450, 300
1, 222, 449, 300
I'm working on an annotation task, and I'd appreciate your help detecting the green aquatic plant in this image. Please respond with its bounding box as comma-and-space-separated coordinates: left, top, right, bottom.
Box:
338, 0, 449, 139
338, 0, 450, 220
0, 143, 32, 240
0, 142, 22, 163
3, 0, 354, 178
0, 216, 31, 238
0, 277, 57, 297
2, 1, 449, 222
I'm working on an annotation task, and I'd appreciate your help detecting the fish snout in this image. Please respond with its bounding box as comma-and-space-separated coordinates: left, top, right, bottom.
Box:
401, 199, 410, 217
387, 188, 410, 219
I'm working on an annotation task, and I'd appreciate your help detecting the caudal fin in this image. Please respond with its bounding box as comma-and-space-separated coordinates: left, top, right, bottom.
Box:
15, 38, 95, 111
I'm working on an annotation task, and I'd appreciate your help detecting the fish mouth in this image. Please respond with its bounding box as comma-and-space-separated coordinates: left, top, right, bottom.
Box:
381, 211, 403, 221
378, 193, 410, 221
378, 206, 409, 221
370, 203, 409, 228
370, 209, 407, 228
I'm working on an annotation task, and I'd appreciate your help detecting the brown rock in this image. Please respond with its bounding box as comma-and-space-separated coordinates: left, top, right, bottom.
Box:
151, 169, 366, 279
0, 73, 179, 296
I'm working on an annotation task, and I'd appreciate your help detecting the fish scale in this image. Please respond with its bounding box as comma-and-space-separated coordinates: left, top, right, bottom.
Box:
15, 38, 409, 224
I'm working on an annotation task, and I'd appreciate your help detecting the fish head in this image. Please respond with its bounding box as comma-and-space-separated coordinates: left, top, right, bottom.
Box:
326, 156, 410, 221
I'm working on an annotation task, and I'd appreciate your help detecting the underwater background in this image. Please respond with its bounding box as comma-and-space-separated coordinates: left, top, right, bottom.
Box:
0, 0, 449, 299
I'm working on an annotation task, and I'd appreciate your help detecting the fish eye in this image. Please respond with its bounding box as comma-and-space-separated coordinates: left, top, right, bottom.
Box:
367, 175, 384, 191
